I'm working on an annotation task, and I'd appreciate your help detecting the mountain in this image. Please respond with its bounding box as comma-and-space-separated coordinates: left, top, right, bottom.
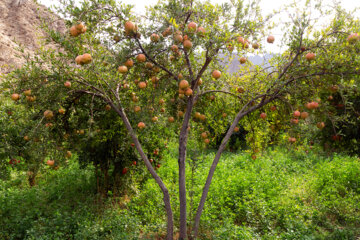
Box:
219, 53, 274, 73
0, 0, 65, 75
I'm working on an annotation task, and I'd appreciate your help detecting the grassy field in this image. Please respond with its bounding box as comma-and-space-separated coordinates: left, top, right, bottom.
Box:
1, 145, 359, 239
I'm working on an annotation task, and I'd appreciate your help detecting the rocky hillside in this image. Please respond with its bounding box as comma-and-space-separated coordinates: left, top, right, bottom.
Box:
0, 0, 65, 75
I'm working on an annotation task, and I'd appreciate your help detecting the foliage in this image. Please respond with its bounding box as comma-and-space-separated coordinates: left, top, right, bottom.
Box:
1, 146, 359, 239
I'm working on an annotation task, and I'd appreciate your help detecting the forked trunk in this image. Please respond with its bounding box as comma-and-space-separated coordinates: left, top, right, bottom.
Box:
109, 102, 174, 240
192, 97, 274, 239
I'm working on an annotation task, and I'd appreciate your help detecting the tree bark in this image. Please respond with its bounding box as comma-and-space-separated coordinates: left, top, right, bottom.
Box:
109, 102, 174, 240
178, 97, 195, 240
192, 97, 274, 239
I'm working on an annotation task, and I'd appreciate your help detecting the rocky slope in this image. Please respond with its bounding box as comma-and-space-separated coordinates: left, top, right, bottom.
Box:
0, 0, 65, 75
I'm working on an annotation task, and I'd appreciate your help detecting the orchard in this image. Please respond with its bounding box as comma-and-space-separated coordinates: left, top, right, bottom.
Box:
1, 0, 360, 239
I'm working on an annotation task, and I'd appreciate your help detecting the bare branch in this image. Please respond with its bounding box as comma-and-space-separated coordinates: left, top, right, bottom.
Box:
135, 38, 178, 81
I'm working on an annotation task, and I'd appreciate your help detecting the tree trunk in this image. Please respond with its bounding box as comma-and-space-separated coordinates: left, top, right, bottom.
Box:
178, 96, 195, 240
27, 171, 37, 187
192, 97, 274, 239
113, 161, 122, 198
109, 102, 174, 240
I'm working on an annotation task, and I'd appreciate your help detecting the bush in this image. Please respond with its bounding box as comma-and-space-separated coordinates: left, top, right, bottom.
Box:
0, 161, 96, 240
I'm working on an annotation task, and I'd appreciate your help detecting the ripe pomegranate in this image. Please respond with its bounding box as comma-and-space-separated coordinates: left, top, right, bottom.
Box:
188, 22, 197, 31
118, 65, 128, 74
183, 40, 193, 49
23, 89, 31, 96
237, 87, 245, 93
201, 132, 208, 139
347, 33, 359, 43
44, 110, 54, 120
300, 112, 309, 119
151, 76, 159, 84
171, 45, 179, 52
46, 160, 55, 166
260, 112, 267, 120
197, 27, 206, 36
113, 35, 121, 42
58, 108, 65, 114
136, 54, 146, 62
291, 118, 299, 124
175, 34, 183, 43
185, 88, 193, 96
137, 122, 146, 129
11, 93, 20, 101
252, 42, 260, 49
162, 27, 172, 37
134, 106, 141, 112
138, 82, 147, 89
267, 35, 275, 43
64, 81, 71, 88
179, 80, 189, 89
82, 53, 92, 64
239, 57, 247, 64
305, 52, 316, 61
329, 85, 338, 93
168, 117, 175, 123
105, 105, 111, 111
212, 70, 221, 79
316, 122, 325, 129
124, 59, 134, 68
293, 110, 301, 118
145, 62, 153, 69
70, 25, 80, 37
150, 33, 160, 42
75, 23, 86, 32
124, 21, 136, 34
237, 36, 245, 44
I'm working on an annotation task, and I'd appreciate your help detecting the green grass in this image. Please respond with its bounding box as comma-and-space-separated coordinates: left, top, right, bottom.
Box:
1, 146, 359, 239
